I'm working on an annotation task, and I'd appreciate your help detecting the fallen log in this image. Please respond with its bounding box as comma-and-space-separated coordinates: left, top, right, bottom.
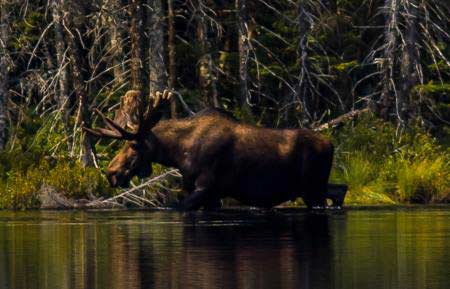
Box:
313, 108, 369, 131
86, 168, 181, 208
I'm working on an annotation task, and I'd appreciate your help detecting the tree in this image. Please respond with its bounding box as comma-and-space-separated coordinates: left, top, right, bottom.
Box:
129, 0, 146, 91
398, 0, 420, 124
378, 0, 423, 125
0, 0, 10, 150
195, 0, 219, 108
236, 0, 250, 109
63, 1, 97, 167
167, 0, 177, 117
107, 0, 126, 87
293, 0, 317, 126
148, 0, 168, 96
51, 0, 71, 127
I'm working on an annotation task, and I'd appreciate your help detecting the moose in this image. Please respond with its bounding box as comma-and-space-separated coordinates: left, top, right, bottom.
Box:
84, 89, 347, 210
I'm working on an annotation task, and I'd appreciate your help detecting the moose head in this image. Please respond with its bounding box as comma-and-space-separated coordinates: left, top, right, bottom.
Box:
83, 90, 173, 188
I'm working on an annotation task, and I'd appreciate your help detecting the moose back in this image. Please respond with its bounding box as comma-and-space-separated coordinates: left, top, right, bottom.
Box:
84, 90, 347, 210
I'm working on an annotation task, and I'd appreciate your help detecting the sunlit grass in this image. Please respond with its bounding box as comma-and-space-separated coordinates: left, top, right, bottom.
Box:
396, 157, 449, 203
330, 114, 450, 205
0, 152, 113, 209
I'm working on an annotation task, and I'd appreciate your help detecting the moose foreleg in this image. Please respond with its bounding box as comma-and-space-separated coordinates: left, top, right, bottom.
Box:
181, 188, 208, 210
180, 172, 217, 210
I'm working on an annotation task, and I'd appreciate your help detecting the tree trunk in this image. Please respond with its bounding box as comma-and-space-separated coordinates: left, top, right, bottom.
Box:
398, 0, 420, 123
148, 0, 167, 96
379, 0, 398, 121
296, 0, 313, 126
0, 2, 9, 150
108, 0, 125, 87
63, 1, 97, 167
130, 0, 145, 92
196, 3, 219, 108
167, 0, 177, 118
51, 0, 70, 126
236, 0, 250, 108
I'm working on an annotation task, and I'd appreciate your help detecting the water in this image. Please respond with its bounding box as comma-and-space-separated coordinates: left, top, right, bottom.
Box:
0, 207, 449, 289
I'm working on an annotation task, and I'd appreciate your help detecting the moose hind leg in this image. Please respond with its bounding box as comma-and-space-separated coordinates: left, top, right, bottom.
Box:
327, 184, 348, 207
303, 184, 327, 209
302, 148, 333, 209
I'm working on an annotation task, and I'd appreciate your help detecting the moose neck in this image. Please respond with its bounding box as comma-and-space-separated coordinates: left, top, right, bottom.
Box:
150, 119, 193, 169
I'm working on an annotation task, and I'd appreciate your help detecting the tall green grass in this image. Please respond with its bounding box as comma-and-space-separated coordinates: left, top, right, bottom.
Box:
0, 152, 114, 209
329, 114, 450, 204
0, 112, 448, 209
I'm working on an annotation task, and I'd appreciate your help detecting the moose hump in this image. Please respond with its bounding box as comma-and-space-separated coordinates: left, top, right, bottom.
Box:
84, 89, 347, 210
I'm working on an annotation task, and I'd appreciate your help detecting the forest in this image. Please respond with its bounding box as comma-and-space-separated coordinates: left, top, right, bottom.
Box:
0, 0, 449, 209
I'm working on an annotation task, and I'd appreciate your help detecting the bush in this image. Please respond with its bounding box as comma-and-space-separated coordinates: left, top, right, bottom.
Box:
396, 157, 449, 203
0, 151, 114, 209
329, 113, 450, 204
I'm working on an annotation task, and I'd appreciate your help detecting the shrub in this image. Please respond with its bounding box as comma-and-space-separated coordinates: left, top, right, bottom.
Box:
396, 157, 449, 203
329, 113, 450, 204
0, 153, 114, 209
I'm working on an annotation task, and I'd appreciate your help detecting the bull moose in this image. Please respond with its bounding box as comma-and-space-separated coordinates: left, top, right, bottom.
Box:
84, 89, 347, 210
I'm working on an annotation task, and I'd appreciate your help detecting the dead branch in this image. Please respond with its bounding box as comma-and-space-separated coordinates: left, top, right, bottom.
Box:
86, 168, 182, 208
313, 108, 369, 131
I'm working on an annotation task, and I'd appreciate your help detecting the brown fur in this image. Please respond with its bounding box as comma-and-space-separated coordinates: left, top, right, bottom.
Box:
107, 108, 338, 209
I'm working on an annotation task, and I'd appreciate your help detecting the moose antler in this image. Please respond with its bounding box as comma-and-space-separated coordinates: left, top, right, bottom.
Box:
83, 89, 173, 140
138, 89, 173, 134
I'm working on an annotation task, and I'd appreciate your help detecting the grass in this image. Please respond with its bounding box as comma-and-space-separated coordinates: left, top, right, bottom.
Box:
0, 150, 114, 209
329, 114, 450, 205
396, 156, 449, 203
0, 112, 448, 209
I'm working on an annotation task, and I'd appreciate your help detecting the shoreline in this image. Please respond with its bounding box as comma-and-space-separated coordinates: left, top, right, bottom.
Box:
1, 203, 449, 212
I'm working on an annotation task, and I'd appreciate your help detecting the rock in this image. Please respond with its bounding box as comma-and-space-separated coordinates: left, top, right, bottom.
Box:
38, 185, 75, 209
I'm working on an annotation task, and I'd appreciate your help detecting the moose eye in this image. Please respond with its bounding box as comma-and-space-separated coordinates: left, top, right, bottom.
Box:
130, 143, 141, 150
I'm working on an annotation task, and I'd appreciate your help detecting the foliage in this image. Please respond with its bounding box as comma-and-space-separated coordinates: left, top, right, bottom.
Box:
0, 151, 114, 209
1, 0, 450, 209
330, 114, 450, 205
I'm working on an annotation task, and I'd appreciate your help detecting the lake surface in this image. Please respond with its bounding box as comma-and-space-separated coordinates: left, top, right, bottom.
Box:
0, 207, 449, 289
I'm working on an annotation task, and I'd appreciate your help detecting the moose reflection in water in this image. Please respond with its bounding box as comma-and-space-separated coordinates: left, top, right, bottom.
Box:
84, 89, 347, 210
1, 209, 450, 289
0, 211, 333, 289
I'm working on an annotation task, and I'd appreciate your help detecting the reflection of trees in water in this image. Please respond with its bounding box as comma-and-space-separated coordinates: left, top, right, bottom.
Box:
0, 211, 333, 289
1, 210, 450, 289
